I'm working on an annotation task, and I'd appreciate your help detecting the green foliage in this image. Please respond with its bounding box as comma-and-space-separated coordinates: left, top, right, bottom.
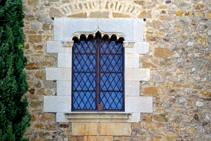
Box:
0, 0, 31, 140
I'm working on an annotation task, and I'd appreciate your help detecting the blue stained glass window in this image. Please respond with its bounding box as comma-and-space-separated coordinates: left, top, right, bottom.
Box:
72, 35, 124, 111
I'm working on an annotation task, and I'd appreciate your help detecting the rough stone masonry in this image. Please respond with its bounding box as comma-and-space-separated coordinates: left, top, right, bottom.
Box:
23, 0, 211, 140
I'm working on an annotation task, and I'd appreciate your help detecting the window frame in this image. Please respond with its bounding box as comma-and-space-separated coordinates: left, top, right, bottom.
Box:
71, 34, 125, 111
44, 19, 152, 122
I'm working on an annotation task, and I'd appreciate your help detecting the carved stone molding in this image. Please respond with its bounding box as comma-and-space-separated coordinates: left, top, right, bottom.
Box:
62, 41, 74, 47
63, 112, 132, 122
59, 0, 142, 18
54, 19, 144, 42
72, 30, 125, 41
123, 41, 135, 48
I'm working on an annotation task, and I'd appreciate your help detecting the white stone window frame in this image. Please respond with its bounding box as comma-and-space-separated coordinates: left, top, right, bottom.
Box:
44, 19, 152, 122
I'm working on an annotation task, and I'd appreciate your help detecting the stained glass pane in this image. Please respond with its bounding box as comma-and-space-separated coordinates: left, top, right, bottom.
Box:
72, 40, 97, 110
99, 41, 124, 111
72, 37, 124, 111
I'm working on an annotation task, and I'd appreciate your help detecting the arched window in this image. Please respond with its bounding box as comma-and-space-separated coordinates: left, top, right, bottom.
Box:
72, 33, 124, 111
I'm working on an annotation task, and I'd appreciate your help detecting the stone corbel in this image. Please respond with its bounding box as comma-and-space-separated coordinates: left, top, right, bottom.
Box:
62, 41, 74, 47
123, 41, 135, 48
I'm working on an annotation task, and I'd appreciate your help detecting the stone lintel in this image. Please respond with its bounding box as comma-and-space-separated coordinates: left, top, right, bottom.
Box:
56, 19, 144, 42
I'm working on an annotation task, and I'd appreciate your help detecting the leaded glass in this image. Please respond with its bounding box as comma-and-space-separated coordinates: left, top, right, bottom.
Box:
72, 34, 124, 111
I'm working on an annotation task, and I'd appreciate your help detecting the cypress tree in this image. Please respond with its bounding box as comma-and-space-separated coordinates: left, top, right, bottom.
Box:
0, 0, 31, 140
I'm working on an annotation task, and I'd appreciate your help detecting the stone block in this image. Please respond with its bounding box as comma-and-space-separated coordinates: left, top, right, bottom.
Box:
61, 19, 144, 42
57, 80, 71, 96
63, 19, 98, 41
200, 91, 211, 97
134, 19, 144, 42
98, 19, 134, 41
56, 112, 141, 122
125, 68, 150, 81
28, 0, 39, 5
138, 10, 152, 19
154, 114, 168, 122
125, 81, 140, 97
47, 41, 62, 53
47, 41, 72, 53
112, 12, 131, 18
58, 53, 72, 68
84, 136, 113, 141
125, 96, 153, 113
40, 114, 55, 121
31, 24, 39, 31
69, 136, 84, 141
89, 11, 109, 18
142, 87, 159, 96
100, 123, 131, 135
54, 18, 64, 41
43, 96, 71, 112
176, 10, 183, 16
131, 113, 141, 122
49, 8, 63, 18
46, 68, 71, 80
72, 123, 98, 135
37, 17, 53, 23
135, 42, 149, 54
125, 42, 149, 54
30, 100, 43, 108
28, 35, 42, 43
154, 48, 171, 59
68, 13, 87, 18
125, 54, 139, 69
56, 113, 66, 122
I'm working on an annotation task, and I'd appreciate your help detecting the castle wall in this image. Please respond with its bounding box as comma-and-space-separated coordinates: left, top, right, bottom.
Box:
23, 0, 211, 140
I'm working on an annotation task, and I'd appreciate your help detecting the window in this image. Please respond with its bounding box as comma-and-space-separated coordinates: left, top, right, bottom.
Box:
72, 33, 124, 111
44, 19, 152, 122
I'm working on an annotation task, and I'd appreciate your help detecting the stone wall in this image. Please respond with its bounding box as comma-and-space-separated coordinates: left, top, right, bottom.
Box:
23, 0, 211, 140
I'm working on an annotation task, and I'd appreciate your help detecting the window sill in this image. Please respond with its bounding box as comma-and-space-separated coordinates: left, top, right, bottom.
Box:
56, 112, 137, 122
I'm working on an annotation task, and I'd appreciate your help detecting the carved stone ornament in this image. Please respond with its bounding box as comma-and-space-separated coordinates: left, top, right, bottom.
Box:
62, 41, 74, 47
55, 19, 144, 42
59, 0, 142, 18
71, 29, 125, 41
123, 41, 135, 48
